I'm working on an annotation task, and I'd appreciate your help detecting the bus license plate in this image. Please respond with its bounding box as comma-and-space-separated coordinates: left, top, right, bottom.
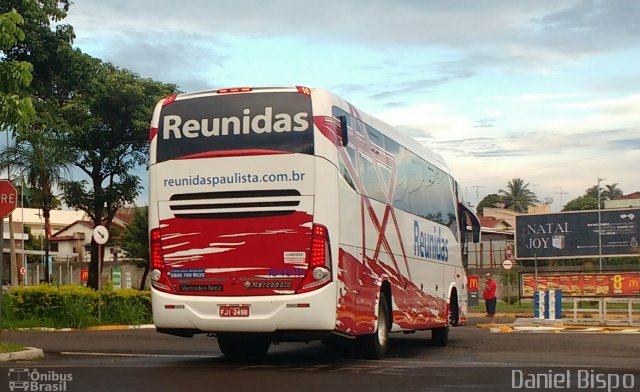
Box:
219, 305, 250, 317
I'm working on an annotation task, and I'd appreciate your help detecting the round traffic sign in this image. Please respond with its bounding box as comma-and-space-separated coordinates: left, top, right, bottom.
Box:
0, 179, 18, 218
19, 266, 26, 276
502, 259, 513, 270
93, 225, 109, 245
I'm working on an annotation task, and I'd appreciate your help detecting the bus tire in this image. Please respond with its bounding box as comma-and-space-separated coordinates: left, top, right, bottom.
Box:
217, 333, 271, 357
359, 292, 390, 359
431, 326, 448, 346
449, 290, 459, 327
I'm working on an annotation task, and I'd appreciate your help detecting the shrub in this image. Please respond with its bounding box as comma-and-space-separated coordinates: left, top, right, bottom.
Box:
3, 285, 152, 328
101, 288, 152, 325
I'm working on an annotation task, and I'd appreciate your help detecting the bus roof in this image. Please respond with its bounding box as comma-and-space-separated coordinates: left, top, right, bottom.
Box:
159, 86, 456, 181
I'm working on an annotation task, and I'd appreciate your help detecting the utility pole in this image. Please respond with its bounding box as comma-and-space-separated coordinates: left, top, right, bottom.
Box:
597, 177, 605, 272
471, 185, 484, 210
4, 129, 18, 287
554, 186, 568, 208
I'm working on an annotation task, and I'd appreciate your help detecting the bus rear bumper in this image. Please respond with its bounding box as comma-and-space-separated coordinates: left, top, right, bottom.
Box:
152, 283, 338, 334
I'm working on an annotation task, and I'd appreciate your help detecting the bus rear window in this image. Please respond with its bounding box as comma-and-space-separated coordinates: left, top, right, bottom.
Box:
156, 92, 313, 162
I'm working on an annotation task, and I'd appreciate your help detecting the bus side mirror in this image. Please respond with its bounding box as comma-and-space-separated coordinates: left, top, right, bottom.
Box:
338, 115, 348, 146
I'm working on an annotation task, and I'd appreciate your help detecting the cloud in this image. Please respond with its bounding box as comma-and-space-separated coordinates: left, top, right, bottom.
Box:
535, 0, 640, 53
64, 0, 640, 91
59, 0, 640, 208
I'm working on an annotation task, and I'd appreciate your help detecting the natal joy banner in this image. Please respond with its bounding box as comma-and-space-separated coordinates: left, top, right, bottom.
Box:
520, 272, 640, 297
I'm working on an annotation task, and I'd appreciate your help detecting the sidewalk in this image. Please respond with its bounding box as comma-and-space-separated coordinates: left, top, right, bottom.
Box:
0, 347, 44, 361
472, 313, 640, 334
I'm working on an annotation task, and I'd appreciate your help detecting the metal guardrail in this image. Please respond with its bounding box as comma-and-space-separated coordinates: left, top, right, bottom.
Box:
570, 297, 640, 326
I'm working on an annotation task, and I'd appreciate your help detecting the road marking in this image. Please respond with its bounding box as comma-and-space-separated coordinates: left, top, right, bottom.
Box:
489, 326, 640, 334
60, 351, 218, 358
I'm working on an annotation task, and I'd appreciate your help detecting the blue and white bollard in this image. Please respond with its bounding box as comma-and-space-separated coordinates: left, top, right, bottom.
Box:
547, 289, 563, 322
534, 289, 563, 323
534, 290, 545, 321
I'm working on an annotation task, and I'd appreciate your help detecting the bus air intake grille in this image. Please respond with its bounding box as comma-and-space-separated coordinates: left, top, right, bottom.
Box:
168, 189, 302, 219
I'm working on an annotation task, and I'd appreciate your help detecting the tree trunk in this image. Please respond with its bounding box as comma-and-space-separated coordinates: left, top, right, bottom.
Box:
139, 264, 149, 291
88, 242, 99, 290
44, 211, 51, 283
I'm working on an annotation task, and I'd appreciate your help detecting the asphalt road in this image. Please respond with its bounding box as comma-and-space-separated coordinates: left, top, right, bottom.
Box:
1, 317, 639, 392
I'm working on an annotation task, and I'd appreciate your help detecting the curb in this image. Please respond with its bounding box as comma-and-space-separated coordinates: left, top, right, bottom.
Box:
0, 347, 45, 362
86, 324, 156, 331
12, 324, 156, 332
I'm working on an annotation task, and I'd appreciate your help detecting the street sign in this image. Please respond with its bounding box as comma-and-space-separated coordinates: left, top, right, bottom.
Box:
0, 179, 18, 218
93, 225, 109, 245
502, 259, 514, 270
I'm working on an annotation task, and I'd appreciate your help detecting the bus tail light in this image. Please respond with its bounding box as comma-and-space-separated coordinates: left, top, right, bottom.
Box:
296, 86, 311, 96
150, 228, 176, 294
217, 87, 252, 94
296, 224, 332, 293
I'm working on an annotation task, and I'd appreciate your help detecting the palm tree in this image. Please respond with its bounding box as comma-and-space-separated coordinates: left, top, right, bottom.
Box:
498, 178, 539, 213
585, 185, 600, 199
0, 131, 73, 282
602, 183, 623, 200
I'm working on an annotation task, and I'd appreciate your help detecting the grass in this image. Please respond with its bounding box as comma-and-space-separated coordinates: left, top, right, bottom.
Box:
0, 342, 26, 353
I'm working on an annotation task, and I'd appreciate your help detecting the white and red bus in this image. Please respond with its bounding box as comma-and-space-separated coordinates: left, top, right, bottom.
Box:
148, 86, 481, 358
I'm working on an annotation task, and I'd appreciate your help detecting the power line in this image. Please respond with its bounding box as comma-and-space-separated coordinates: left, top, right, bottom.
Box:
460, 146, 636, 184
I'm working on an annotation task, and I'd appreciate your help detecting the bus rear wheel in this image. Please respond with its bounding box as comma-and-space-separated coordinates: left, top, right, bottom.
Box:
217, 333, 271, 357
359, 292, 390, 359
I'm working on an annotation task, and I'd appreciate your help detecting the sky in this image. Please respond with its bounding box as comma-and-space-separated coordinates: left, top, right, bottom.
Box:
60, 0, 639, 211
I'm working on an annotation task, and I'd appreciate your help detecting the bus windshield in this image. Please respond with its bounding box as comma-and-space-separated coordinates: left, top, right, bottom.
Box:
156, 92, 313, 162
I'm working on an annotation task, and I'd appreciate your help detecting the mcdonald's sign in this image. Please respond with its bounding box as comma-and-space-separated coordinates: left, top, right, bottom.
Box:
80, 269, 89, 284
468, 275, 479, 292
520, 271, 640, 297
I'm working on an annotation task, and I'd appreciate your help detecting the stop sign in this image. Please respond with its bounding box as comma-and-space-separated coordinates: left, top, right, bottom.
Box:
0, 180, 18, 218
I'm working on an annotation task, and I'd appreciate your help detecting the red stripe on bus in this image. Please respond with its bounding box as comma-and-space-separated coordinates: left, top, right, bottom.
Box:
149, 127, 158, 142
175, 149, 291, 160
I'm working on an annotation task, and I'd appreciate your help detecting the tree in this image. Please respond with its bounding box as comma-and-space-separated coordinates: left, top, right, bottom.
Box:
0, 9, 35, 130
602, 183, 623, 200
1, 8, 35, 287
16, 183, 62, 209
4, 1, 175, 290
583, 182, 623, 207
498, 178, 539, 213
562, 195, 598, 211
476, 193, 504, 215
120, 206, 149, 290
0, 131, 73, 282
585, 185, 600, 199
60, 55, 176, 289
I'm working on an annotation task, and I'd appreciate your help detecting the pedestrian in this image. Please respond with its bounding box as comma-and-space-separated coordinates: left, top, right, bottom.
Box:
484, 272, 497, 324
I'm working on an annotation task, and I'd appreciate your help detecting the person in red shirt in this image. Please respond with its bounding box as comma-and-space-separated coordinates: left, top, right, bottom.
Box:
483, 272, 497, 324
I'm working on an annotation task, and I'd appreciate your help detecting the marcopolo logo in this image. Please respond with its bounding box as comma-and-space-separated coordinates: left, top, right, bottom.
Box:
162, 106, 310, 139
8, 368, 73, 392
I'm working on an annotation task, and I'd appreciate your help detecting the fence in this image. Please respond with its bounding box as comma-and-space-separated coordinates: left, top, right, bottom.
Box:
21, 259, 149, 289
467, 239, 514, 269
569, 297, 640, 326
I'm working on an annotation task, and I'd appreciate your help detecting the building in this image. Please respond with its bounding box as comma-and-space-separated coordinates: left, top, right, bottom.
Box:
468, 208, 516, 268
2, 208, 134, 284
605, 192, 640, 209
